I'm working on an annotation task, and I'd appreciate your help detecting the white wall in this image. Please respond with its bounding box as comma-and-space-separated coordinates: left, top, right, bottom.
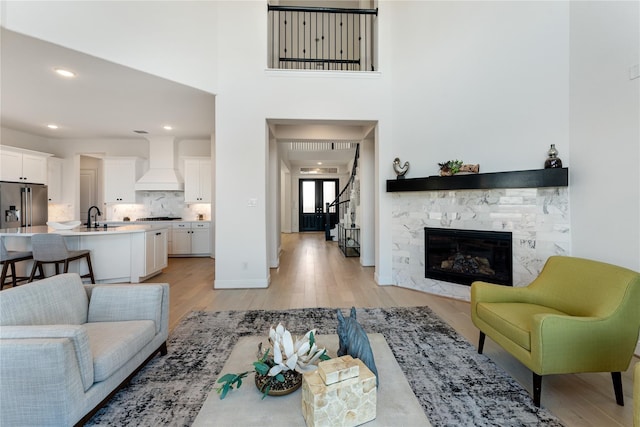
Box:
569, 1, 640, 271
389, 1, 570, 177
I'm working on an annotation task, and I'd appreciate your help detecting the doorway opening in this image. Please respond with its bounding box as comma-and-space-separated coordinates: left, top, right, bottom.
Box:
299, 179, 338, 232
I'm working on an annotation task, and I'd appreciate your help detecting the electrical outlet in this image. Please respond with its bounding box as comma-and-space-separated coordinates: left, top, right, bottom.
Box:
248, 198, 258, 207
242, 262, 248, 270
629, 64, 640, 80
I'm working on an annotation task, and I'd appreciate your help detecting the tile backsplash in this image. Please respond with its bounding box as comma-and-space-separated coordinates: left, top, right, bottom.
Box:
106, 192, 211, 221
48, 192, 211, 223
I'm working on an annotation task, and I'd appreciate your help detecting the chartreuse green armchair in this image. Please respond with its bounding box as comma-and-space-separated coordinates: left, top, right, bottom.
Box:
635, 362, 639, 427
471, 256, 640, 407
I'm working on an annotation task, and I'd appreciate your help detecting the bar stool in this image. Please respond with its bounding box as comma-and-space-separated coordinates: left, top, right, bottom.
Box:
28, 234, 96, 284
1, 239, 34, 289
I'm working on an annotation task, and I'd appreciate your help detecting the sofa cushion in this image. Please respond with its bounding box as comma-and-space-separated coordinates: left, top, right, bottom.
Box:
476, 302, 567, 351
87, 285, 164, 334
0, 273, 88, 326
84, 320, 156, 382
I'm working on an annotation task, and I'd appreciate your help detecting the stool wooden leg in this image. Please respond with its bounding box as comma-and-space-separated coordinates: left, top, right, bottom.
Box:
85, 254, 95, 284
9, 262, 17, 287
1, 262, 10, 289
28, 262, 41, 282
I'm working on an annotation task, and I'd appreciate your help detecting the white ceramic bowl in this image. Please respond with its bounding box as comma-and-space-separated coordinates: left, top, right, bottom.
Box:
47, 220, 82, 230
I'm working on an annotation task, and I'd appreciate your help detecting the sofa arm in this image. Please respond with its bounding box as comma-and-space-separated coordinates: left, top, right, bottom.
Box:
0, 325, 94, 391
531, 314, 638, 374
0, 336, 89, 426
87, 283, 169, 335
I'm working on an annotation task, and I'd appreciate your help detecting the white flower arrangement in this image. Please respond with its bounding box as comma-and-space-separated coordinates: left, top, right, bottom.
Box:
268, 323, 328, 376
216, 322, 329, 400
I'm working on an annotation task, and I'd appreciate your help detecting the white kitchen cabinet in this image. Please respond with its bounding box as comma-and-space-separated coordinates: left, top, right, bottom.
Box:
183, 157, 211, 203
145, 228, 168, 276
191, 223, 211, 254
47, 157, 64, 203
169, 222, 211, 256
103, 157, 144, 203
0, 146, 51, 184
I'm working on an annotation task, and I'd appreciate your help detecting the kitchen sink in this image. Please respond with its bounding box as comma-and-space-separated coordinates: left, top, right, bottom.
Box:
79, 225, 120, 231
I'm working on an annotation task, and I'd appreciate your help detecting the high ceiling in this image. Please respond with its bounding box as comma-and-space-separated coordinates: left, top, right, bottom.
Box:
0, 28, 371, 169
1, 28, 215, 140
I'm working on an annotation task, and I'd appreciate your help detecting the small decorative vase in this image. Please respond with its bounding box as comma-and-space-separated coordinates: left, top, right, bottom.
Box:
254, 370, 303, 396
544, 144, 563, 169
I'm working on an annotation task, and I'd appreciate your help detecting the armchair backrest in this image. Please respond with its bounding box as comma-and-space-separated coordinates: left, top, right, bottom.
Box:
0, 273, 88, 326
529, 256, 640, 319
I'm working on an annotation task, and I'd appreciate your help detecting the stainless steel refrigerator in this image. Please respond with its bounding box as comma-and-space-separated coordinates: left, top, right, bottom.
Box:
0, 182, 48, 228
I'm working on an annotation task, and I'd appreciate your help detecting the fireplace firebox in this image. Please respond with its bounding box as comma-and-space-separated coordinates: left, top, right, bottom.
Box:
424, 228, 513, 286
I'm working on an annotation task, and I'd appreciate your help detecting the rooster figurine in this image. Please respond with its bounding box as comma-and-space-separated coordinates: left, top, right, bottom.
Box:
393, 157, 409, 179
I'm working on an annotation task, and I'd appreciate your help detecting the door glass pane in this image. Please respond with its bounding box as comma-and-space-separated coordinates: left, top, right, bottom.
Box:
302, 181, 316, 213
323, 181, 336, 213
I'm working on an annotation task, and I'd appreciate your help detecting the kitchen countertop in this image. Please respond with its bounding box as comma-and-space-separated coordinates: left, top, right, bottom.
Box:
0, 224, 168, 236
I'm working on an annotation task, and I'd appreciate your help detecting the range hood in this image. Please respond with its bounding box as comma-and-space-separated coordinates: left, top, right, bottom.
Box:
135, 136, 184, 191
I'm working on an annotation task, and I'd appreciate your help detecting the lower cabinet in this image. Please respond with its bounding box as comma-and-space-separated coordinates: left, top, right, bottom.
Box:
170, 222, 211, 257
145, 228, 168, 276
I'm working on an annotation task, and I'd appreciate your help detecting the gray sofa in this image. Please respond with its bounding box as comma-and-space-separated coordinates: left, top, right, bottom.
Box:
0, 273, 169, 426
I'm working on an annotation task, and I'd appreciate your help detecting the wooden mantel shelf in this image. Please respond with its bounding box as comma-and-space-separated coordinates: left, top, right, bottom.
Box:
386, 168, 568, 192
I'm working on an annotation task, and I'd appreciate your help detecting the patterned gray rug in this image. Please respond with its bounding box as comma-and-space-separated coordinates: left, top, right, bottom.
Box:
86, 307, 563, 426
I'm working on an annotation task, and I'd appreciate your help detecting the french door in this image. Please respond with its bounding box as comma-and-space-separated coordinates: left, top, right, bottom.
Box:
299, 179, 339, 232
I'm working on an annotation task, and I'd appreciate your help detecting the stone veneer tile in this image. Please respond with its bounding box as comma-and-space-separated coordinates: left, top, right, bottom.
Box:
391, 187, 570, 301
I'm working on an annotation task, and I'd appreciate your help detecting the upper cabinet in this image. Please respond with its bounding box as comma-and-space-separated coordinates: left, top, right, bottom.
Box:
183, 157, 212, 203
103, 157, 144, 203
0, 146, 51, 184
47, 157, 64, 203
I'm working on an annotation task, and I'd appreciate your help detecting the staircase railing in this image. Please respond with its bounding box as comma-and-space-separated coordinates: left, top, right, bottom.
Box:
325, 143, 360, 240
267, 5, 378, 71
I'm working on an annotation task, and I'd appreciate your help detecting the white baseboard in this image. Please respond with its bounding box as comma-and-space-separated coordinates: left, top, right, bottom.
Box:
214, 278, 269, 289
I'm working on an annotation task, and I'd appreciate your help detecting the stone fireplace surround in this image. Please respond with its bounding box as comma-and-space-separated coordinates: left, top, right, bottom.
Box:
390, 172, 570, 301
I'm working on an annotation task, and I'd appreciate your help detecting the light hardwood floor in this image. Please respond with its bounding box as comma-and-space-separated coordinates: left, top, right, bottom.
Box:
153, 232, 637, 427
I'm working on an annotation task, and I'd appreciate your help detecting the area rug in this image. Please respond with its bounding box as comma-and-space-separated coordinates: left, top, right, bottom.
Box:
86, 307, 564, 426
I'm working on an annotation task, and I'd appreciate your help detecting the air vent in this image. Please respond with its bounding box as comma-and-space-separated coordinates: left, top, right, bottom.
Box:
133, 130, 149, 134
300, 167, 338, 174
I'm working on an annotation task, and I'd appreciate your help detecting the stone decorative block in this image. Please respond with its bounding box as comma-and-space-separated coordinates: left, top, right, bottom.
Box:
302, 356, 376, 427
318, 355, 360, 385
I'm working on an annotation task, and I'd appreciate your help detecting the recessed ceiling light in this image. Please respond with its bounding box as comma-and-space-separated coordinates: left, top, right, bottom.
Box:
54, 68, 76, 78
163, 125, 173, 131
317, 162, 323, 165
47, 124, 59, 129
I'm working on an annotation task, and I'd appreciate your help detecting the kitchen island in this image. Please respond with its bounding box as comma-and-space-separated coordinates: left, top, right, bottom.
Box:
0, 224, 169, 283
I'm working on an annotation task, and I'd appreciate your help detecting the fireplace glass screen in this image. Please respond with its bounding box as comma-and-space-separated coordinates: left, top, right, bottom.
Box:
425, 228, 513, 286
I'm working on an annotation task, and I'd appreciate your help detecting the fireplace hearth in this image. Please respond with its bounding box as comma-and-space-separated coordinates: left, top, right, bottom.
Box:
425, 228, 513, 286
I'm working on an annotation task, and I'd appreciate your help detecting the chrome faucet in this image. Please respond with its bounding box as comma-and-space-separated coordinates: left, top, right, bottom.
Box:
87, 205, 102, 228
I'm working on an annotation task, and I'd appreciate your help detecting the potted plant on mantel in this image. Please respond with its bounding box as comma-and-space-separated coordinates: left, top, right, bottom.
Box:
216, 323, 330, 399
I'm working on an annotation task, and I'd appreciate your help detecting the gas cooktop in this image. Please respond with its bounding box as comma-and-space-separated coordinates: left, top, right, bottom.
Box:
136, 217, 182, 221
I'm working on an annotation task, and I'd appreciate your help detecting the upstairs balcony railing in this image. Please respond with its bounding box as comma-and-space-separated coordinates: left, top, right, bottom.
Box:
268, 4, 378, 71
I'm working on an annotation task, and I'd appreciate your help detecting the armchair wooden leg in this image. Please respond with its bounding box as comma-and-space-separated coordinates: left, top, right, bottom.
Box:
478, 331, 486, 354
611, 372, 624, 406
532, 373, 542, 407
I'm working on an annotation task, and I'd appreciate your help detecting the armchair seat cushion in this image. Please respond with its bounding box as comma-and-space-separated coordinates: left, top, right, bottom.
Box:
85, 320, 156, 382
477, 302, 567, 351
